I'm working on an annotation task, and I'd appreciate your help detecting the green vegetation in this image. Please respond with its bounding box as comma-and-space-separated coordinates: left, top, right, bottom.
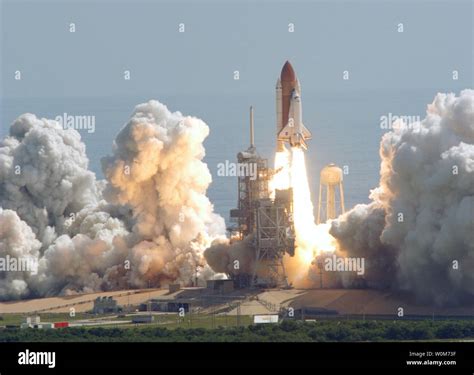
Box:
1, 319, 473, 342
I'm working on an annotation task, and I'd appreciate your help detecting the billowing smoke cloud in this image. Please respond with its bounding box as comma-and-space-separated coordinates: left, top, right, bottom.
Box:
330, 90, 474, 306
0, 101, 225, 299
204, 235, 256, 275
0, 114, 101, 246
100, 100, 225, 287
0, 208, 41, 299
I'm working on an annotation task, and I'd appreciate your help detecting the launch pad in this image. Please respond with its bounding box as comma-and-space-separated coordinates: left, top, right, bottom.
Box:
229, 106, 295, 289
224, 61, 351, 290
2, 288, 473, 319
227, 61, 332, 289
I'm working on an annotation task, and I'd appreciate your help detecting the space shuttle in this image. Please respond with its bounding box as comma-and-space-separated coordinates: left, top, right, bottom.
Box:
276, 61, 312, 151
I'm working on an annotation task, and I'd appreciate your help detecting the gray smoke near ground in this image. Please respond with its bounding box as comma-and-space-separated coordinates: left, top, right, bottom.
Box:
204, 235, 256, 275
0, 101, 225, 300
330, 90, 474, 306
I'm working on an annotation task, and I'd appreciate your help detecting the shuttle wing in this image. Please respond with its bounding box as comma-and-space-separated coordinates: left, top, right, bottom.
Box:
300, 123, 312, 139
277, 121, 294, 140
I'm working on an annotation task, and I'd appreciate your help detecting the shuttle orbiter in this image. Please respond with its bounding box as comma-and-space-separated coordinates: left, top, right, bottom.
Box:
275, 61, 312, 150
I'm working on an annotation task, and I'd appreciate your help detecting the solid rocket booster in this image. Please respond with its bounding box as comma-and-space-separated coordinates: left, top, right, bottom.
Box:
276, 78, 283, 151
276, 61, 312, 150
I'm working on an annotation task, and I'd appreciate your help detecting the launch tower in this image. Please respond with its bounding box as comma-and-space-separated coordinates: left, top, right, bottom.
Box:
229, 107, 295, 288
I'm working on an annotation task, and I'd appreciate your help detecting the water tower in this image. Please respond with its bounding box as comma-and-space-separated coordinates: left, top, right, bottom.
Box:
317, 163, 345, 223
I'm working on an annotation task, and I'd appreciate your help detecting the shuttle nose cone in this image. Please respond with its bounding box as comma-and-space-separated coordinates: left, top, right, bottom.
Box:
281, 60, 296, 82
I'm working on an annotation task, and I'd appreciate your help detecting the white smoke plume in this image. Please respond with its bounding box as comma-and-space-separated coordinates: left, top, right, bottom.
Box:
0, 101, 225, 299
0, 113, 101, 246
330, 90, 474, 305
0, 208, 41, 299
100, 100, 225, 287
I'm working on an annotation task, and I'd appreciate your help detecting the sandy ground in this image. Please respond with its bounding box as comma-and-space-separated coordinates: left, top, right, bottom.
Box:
0, 289, 169, 314
2, 288, 473, 317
